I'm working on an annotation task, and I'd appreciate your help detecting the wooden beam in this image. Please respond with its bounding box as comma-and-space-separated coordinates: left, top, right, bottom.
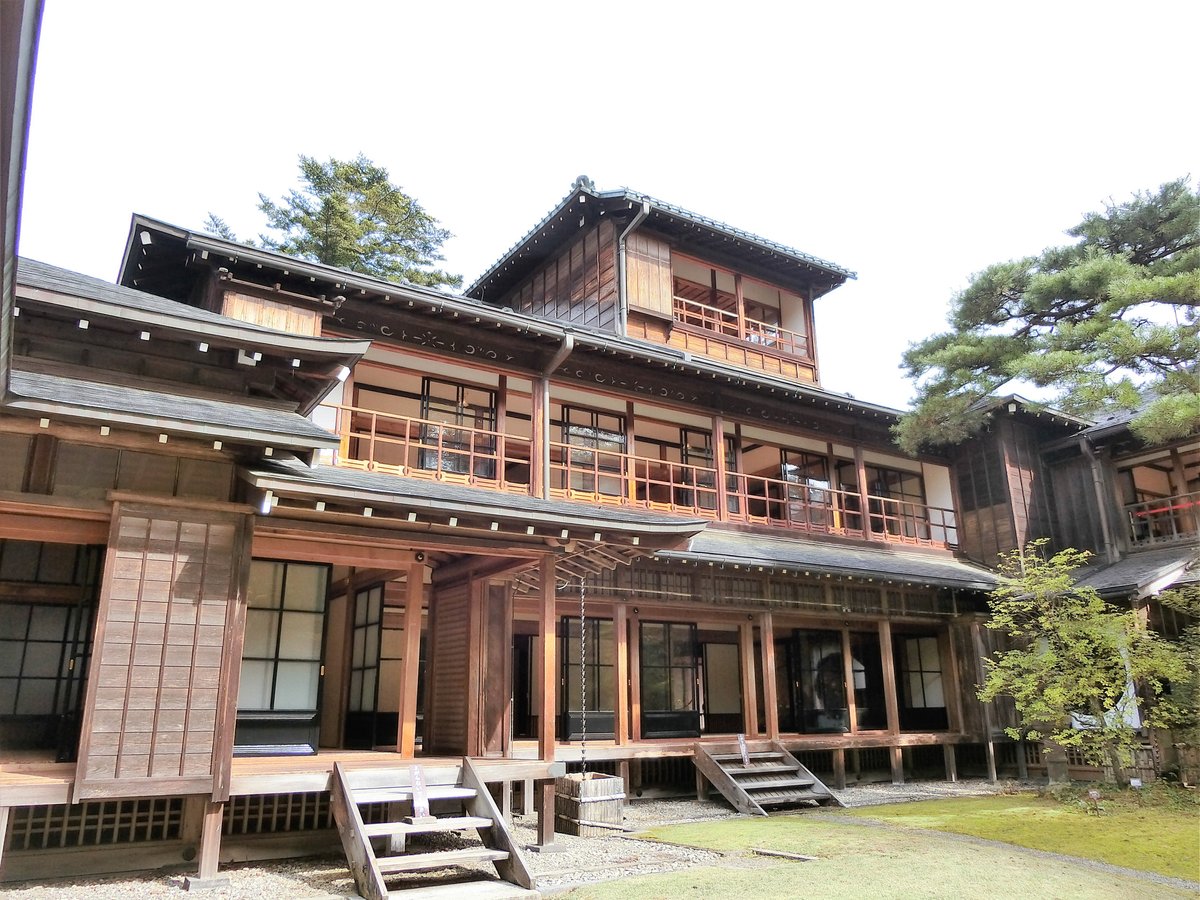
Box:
252, 533, 420, 569
759, 613, 780, 740
739, 621, 758, 736
614, 604, 630, 745
537, 555, 557, 760
397, 565, 425, 757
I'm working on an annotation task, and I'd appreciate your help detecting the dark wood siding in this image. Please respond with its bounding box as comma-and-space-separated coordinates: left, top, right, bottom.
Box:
953, 434, 1016, 567
74, 502, 251, 801
501, 220, 617, 330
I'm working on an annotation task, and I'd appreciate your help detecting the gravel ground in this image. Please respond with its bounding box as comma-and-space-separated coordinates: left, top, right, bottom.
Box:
0, 780, 1025, 899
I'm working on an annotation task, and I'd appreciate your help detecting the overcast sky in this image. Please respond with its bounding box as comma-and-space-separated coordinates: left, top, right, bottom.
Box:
17, 1, 1199, 409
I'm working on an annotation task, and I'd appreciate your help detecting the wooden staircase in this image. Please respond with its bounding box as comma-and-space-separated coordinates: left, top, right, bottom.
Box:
693, 740, 843, 816
330, 758, 539, 899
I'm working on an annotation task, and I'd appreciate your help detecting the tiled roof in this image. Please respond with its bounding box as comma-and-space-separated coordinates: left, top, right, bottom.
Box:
5, 368, 339, 450
1074, 544, 1199, 597
248, 459, 709, 534
657, 529, 998, 590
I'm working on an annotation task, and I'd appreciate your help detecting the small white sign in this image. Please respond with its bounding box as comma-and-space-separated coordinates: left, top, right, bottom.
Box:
1129, 778, 1143, 789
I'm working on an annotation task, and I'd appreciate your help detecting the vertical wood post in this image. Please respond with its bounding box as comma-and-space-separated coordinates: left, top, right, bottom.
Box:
759, 613, 780, 740
941, 626, 965, 734
713, 414, 728, 520
0, 806, 9, 872
531, 376, 548, 498
738, 621, 759, 736
398, 563, 425, 757
890, 746, 905, 785
538, 555, 557, 761
496, 374, 508, 488
1016, 741, 1029, 780
878, 620, 900, 735
944, 744, 958, 782
855, 446, 871, 536
537, 780, 556, 846
618, 760, 631, 806
971, 621, 1001, 783
625, 400, 637, 503
521, 778, 535, 816
629, 609, 642, 742
614, 604, 630, 745
832, 748, 847, 789
734, 273, 746, 340
183, 800, 227, 890
841, 626, 859, 734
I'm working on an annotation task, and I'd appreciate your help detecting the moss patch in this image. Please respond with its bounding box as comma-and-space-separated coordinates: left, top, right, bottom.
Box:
845, 791, 1199, 881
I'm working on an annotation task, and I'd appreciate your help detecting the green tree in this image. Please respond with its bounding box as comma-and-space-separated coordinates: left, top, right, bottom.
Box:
1154, 585, 1200, 749
224, 154, 461, 288
978, 540, 1185, 784
896, 179, 1200, 454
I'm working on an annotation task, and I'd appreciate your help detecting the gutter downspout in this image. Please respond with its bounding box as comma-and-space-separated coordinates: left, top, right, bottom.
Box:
616, 201, 651, 337
1081, 436, 1118, 563
538, 331, 575, 498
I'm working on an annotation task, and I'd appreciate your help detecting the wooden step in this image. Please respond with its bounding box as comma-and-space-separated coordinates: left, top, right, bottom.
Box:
387, 880, 540, 899
363, 816, 493, 838
711, 752, 785, 762
741, 777, 816, 791
377, 847, 509, 874
724, 763, 797, 776
355, 786, 477, 804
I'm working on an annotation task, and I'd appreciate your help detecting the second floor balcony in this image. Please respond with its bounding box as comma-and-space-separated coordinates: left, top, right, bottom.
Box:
322, 401, 958, 550
1125, 491, 1200, 547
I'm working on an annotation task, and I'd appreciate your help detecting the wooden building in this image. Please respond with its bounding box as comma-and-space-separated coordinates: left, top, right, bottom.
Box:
0, 174, 1194, 882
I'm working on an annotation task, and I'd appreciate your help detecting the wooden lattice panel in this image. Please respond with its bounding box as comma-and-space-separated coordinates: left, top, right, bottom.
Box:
73, 501, 252, 801
5, 798, 184, 851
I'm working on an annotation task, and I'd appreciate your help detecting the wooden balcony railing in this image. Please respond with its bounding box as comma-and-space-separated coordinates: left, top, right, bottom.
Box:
322, 403, 957, 548
672, 296, 810, 359
1126, 492, 1200, 546
324, 402, 533, 493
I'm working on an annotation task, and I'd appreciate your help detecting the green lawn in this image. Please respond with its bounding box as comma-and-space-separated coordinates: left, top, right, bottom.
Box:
556, 792, 1200, 899
845, 791, 1200, 881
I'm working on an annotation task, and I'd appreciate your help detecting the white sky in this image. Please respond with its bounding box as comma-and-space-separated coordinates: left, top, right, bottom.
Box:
17, 1, 1200, 410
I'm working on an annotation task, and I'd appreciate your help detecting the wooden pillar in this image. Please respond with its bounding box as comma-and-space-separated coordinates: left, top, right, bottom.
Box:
855, 446, 871, 536
695, 766, 709, 801
734, 273, 746, 340
496, 374, 508, 488
398, 563, 426, 757
537, 780, 556, 847
941, 626, 965, 734
971, 621, 1000, 784
1170, 448, 1200, 534
832, 748, 847, 790
841, 626, 859, 734
629, 609, 642, 742
944, 744, 958, 782
614, 604, 630, 745
531, 376, 548, 498
759, 613, 780, 740
618, 760, 631, 806
713, 413, 729, 520
538, 555, 557, 761
521, 778, 535, 816
183, 800, 227, 890
1016, 741, 1029, 780
625, 400, 637, 503
890, 746, 905, 785
878, 620, 900, 735
738, 621, 759, 736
